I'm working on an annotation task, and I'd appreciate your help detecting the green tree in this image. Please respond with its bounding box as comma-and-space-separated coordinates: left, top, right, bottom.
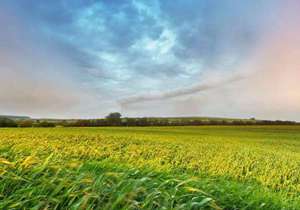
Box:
18, 120, 34, 127
0, 118, 18, 127
105, 112, 122, 126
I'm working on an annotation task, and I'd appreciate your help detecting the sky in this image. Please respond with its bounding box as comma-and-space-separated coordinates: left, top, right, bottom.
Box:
0, 0, 299, 120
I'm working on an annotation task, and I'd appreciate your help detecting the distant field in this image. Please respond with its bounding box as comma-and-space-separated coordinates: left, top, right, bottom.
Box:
0, 126, 300, 209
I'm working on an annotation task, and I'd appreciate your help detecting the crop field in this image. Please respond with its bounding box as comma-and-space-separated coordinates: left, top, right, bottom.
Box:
0, 126, 300, 209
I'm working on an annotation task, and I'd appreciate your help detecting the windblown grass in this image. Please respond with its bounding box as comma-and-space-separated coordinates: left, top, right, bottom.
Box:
0, 126, 300, 209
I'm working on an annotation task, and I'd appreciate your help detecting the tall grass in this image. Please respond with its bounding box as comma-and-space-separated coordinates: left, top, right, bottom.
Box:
0, 126, 300, 209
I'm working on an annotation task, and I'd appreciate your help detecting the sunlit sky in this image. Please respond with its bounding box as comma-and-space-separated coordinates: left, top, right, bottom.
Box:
1, 1, 299, 120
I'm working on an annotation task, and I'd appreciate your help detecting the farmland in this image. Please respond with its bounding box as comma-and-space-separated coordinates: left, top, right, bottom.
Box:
0, 126, 300, 209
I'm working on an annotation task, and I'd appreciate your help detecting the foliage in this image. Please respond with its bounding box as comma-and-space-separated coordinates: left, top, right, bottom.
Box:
0, 114, 298, 128
106, 112, 122, 119
105, 112, 122, 126
18, 120, 34, 128
33, 121, 55, 127
68, 117, 298, 127
0, 117, 18, 127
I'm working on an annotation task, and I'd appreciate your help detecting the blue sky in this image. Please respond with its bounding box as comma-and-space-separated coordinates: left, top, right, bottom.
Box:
1, 1, 299, 120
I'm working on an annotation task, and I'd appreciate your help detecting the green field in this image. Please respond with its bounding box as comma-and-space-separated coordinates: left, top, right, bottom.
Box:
0, 126, 300, 209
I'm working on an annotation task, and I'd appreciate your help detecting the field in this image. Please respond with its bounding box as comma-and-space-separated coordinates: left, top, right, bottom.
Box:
0, 126, 300, 209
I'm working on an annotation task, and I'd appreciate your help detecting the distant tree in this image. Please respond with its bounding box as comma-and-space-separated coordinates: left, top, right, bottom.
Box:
59, 120, 69, 127
73, 120, 90, 127
106, 112, 122, 126
0, 118, 17, 127
106, 112, 122, 119
18, 120, 34, 128
136, 117, 148, 126
33, 121, 55, 128
122, 118, 133, 126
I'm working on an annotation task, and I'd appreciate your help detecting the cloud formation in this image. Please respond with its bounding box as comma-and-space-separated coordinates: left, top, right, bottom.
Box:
0, 6, 91, 118
120, 72, 246, 107
0, 0, 299, 120
120, 1, 300, 120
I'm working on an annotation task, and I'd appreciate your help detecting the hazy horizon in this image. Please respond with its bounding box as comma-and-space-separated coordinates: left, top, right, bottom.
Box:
1, 1, 300, 120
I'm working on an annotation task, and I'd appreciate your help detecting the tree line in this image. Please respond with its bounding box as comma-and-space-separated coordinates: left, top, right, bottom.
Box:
0, 112, 298, 128
0, 118, 56, 128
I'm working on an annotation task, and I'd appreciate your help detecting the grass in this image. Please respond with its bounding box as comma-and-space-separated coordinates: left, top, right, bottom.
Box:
0, 126, 300, 209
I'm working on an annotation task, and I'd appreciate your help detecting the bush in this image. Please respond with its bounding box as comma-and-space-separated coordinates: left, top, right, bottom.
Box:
0, 118, 18, 127
33, 121, 55, 128
18, 120, 34, 128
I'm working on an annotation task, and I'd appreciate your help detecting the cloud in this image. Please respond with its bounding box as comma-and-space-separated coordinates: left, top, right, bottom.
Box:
121, 1, 300, 121
120, 72, 246, 107
0, 6, 92, 118
1, 0, 299, 120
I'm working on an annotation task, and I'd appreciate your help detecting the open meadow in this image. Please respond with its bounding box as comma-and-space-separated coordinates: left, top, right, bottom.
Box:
1, 126, 300, 209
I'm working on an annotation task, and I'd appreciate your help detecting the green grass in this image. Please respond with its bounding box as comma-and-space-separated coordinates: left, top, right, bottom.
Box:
0, 126, 300, 209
